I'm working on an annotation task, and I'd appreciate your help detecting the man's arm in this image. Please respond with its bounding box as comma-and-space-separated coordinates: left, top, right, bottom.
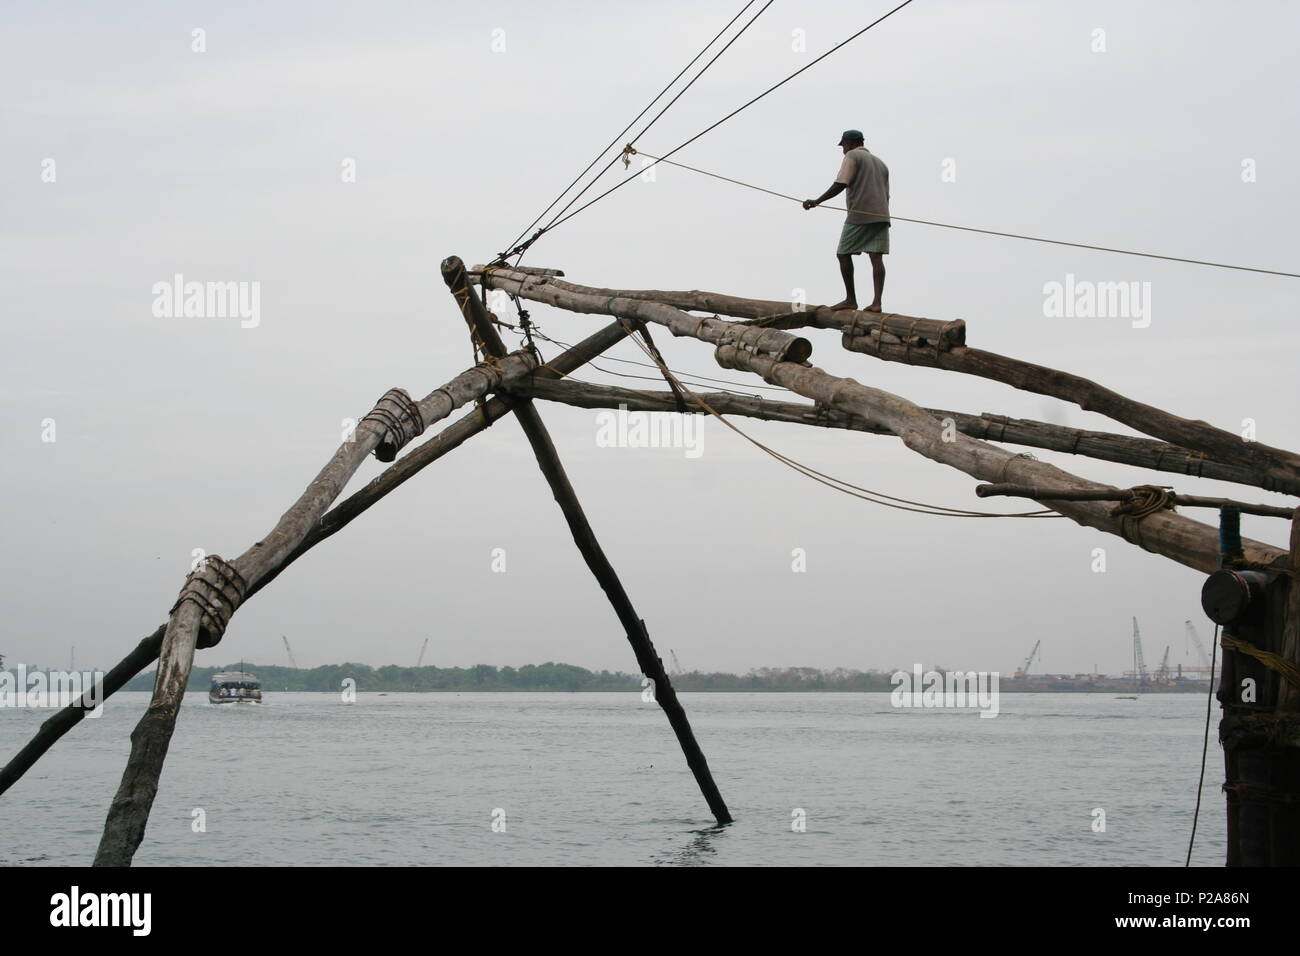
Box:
802, 181, 846, 210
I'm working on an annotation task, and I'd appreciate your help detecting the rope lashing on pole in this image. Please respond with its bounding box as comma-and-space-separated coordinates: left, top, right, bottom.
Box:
1111, 484, 1177, 548
168, 556, 247, 650
1220, 632, 1300, 691
361, 387, 427, 463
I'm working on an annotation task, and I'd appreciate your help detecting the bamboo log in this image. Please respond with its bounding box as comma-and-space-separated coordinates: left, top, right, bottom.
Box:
516, 379, 1280, 492
507, 279, 1300, 496
480, 267, 812, 364
974, 484, 1296, 519
444, 256, 732, 825
711, 345, 1286, 574
93, 352, 542, 866
2, 326, 632, 803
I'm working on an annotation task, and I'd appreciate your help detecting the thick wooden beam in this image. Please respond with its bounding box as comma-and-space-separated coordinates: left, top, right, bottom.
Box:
491, 273, 1300, 496
475, 270, 1288, 571
2, 325, 632, 804
517, 379, 1280, 493
444, 255, 732, 825
481, 266, 812, 364
93, 351, 542, 866
712, 345, 1286, 574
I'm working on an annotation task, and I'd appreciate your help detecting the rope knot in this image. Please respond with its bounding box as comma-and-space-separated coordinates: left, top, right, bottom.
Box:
1111, 484, 1176, 519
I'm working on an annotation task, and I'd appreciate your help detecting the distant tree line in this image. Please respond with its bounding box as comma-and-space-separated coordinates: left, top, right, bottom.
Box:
121, 663, 900, 693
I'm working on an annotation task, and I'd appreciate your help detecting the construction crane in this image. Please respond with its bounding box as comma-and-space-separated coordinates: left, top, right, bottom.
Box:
669, 649, 684, 676
1155, 645, 1171, 683
281, 635, 299, 669
1013, 640, 1041, 679
1184, 620, 1211, 668
1132, 617, 1148, 686
416, 638, 430, 668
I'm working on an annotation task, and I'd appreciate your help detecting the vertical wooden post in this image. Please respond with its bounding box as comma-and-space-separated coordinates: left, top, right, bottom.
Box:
1277, 508, 1300, 713
1203, 506, 1300, 865
441, 256, 732, 825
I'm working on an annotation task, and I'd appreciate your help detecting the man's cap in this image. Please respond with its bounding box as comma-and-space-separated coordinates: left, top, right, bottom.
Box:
838, 129, 865, 146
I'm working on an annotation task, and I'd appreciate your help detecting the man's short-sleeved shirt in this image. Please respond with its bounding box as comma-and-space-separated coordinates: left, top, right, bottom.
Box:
834, 147, 890, 225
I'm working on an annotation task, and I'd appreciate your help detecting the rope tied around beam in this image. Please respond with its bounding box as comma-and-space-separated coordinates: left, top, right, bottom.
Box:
1112, 484, 1176, 550
1221, 633, 1300, 691
840, 311, 963, 359
1111, 484, 1177, 519
169, 555, 247, 649
363, 387, 426, 463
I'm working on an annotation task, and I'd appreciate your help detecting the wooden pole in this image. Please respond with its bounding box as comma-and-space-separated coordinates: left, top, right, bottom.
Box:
1, 324, 632, 804
481, 265, 812, 364
480, 266, 1288, 574
93, 352, 543, 866
711, 345, 1287, 574
0, 627, 165, 797
484, 269, 1300, 496
1280, 509, 1300, 713
975, 483, 1296, 519
1203, 507, 1300, 865
518, 379, 1280, 493
442, 255, 732, 825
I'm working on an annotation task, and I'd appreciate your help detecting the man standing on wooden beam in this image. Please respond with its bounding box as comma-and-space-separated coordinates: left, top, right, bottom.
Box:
803, 129, 890, 313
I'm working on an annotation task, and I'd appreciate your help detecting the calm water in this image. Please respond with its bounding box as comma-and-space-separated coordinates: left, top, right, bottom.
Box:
1, 691, 1225, 866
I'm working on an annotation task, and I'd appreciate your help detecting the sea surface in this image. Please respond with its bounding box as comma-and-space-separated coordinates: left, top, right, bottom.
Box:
1, 691, 1225, 866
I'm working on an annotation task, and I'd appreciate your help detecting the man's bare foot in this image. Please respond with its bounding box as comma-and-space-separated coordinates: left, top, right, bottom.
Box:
865, 303, 883, 313
827, 300, 857, 311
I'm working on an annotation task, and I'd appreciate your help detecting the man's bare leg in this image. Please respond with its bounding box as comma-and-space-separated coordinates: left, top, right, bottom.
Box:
829, 253, 857, 310
865, 252, 886, 312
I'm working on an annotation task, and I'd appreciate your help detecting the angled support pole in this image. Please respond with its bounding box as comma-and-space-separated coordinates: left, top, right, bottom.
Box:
0, 323, 632, 803
93, 349, 542, 866
441, 255, 732, 825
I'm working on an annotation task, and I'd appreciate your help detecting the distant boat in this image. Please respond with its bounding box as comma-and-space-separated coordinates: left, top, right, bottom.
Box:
209, 670, 262, 704
1114, 696, 1137, 700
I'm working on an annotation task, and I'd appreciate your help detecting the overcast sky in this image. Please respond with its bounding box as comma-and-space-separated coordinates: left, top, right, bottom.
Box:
3, 0, 1297, 679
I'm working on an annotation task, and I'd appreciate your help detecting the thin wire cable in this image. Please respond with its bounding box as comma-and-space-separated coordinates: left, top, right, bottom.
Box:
535, 0, 776, 240
1186, 623, 1220, 866
614, 322, 1059, 518
545, 0, 918, 234
629, 148, 1300, 279
583, 361, 781, 397
498, 0, 759, 257
532, 328, 797, 395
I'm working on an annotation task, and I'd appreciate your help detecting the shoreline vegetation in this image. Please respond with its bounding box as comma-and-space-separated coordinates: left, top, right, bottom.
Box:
98, 662, 1213, 694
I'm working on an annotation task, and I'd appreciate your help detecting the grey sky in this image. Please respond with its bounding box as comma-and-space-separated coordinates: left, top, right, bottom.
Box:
3, 0, 1297, 679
